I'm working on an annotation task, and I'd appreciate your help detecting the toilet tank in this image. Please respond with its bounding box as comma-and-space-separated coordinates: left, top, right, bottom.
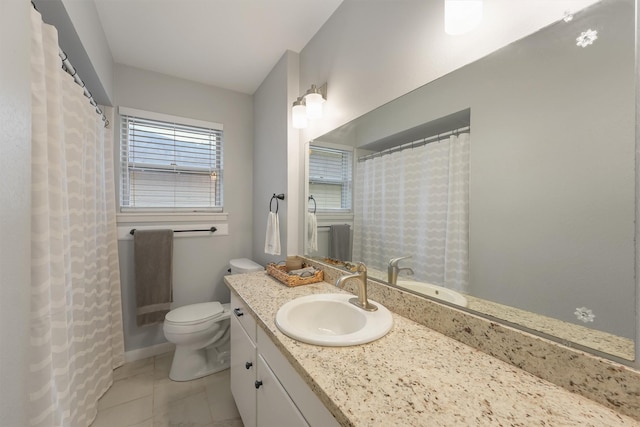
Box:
229, 258, 264, 274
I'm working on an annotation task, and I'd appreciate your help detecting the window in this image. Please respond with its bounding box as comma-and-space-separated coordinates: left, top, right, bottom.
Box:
119, 107, 223, 212
308, 145, 352, 212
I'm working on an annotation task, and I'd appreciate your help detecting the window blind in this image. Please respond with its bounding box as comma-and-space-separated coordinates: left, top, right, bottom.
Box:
308, 145, 352, 212
120, 110, 223, 211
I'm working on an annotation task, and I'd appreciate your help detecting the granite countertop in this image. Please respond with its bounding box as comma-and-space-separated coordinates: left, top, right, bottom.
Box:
225, 272, 637, 427
362, 265, 634, 360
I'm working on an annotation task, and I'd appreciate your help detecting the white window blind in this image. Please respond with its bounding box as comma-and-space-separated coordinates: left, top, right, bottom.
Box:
308, 145, 352, 212
119, 108, 223, 211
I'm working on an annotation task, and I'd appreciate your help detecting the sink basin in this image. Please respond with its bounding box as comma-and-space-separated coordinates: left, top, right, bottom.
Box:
275, 294, 393, 346
396, 280, 468, 307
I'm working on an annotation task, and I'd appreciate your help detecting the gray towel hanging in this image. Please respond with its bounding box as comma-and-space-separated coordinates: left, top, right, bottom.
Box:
329, 224, 352, 261
134, 229, 173, 326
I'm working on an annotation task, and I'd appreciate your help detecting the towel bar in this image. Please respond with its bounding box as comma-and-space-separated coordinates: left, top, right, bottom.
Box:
308, 195, 317, 214
129, 227, 217, 235
269, 193, 285, 214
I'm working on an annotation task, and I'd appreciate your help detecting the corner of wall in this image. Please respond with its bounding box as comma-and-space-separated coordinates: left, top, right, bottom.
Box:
286, 51, 303, 256
1, 1, 32, 424
252, 50, 304, 264
34, 0, 114, 105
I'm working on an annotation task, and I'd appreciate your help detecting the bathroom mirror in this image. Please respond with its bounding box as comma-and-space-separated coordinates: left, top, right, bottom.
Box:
304, 0, 636, 361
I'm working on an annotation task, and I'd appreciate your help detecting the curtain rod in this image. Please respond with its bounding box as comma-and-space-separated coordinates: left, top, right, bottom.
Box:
31, 1, 109, 128
358, 126, 470, 163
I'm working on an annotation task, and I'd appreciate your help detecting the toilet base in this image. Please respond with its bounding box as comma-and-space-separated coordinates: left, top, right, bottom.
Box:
169, 340, 230, 382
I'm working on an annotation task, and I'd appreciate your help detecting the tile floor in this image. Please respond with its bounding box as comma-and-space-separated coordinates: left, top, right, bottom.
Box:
90, 352, 244, 427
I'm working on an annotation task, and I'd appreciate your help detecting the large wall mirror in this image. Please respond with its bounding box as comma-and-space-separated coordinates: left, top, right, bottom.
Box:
304, 0, 636, 362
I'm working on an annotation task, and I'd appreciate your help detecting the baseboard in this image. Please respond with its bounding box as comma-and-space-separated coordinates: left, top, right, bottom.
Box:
124, 342, 175, 363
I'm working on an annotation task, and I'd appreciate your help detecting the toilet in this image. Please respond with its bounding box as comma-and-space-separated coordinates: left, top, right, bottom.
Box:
163, 258, 264, 381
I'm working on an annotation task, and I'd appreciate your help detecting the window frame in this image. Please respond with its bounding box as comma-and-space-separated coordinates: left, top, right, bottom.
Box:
118, 107, 224, 215
307, 143, 354, 214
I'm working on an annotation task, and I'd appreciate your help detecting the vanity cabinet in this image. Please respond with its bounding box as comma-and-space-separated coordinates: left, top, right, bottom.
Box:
230, 293, 339, 427
230, 312, 257, 427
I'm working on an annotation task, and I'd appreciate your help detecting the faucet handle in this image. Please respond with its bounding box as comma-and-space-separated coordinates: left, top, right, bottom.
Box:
389, 256, 411, 267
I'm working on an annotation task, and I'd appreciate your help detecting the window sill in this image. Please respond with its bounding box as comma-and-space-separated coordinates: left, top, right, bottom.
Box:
313, 212, 353, 223
116, 211, 228, 225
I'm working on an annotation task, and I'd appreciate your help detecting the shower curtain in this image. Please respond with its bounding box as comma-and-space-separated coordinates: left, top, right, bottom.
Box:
29, 8, 124, 427
353, 133, 470, 292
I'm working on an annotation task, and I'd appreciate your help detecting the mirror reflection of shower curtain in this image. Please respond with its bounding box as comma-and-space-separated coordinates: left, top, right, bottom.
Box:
353, 133, 470, 292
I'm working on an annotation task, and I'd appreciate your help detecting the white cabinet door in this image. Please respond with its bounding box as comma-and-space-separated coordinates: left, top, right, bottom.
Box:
256, 355, 309, 427
257, 328, 340, 427
230, 314, 257, 427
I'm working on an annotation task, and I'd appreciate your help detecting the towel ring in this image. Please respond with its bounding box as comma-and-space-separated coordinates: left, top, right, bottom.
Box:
308, 195, 316, 214
270, 193, 285, 214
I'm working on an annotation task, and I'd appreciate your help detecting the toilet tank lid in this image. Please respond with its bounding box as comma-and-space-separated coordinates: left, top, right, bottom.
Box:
230, 258, 263, 272
165, 302, 224, 324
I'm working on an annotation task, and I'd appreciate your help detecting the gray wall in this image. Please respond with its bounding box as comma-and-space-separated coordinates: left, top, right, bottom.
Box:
298, 0, 598, 142
114, 64, 254, 351
468, 3, 635, 338
0, 1, 32, 424
300, 1, 635, 339
252, 51, 301, 265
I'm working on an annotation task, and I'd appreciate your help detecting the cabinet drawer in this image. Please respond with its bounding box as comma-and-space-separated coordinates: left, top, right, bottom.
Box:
231, 292, 257, 342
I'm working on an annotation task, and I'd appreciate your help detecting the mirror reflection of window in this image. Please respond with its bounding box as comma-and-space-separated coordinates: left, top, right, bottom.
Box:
308, 145, 353, 213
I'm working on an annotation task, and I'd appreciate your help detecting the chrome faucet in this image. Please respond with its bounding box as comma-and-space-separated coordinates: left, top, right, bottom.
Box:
335, 262, 378, 312
388, 256, 414, 285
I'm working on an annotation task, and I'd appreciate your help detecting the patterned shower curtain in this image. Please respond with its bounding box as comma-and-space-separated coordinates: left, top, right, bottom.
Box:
29, 8, 124, 427
353, 133, 470, 292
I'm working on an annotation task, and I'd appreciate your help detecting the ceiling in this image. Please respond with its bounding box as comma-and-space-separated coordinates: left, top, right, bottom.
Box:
94, 0, 343, 95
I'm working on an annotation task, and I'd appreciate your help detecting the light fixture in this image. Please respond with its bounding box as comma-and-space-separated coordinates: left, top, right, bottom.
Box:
292, 97, 308, 129
563, 11, 574, 23
292, 83, 327, 129
303, 84, 326, 120
576, 29, 598, 48
444, 0, 483, 35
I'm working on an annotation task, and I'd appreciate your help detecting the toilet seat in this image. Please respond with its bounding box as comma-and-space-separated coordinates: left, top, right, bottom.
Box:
166, 302, 224, 324
164, 302, 230, 334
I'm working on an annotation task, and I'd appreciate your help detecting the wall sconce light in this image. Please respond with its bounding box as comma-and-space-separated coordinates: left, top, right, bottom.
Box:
444, 0, 483, 35
304, 84, 326, 119
292, 97, 308, 129
292, 83, 327, 129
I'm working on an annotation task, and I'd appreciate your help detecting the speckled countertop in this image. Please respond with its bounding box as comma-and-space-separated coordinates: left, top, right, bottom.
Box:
363, 265, 634, 360
225, 272, 637, 427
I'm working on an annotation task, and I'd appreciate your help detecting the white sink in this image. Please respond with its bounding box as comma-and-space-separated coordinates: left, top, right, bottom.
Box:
396, 280, 468, 307
275, 294, 393, 346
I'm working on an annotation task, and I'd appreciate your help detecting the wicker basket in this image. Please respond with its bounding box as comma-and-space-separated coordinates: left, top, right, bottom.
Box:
266, 263, 324, 287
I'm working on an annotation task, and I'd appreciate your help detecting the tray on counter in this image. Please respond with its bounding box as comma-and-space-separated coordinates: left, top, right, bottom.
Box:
266, 263, 324, 287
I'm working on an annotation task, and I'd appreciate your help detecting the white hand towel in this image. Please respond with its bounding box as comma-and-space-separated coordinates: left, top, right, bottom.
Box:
306, 212, 318, 252
264, 212, 281, 255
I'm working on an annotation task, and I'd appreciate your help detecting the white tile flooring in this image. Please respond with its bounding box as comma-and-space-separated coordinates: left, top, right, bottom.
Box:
91, 352, 244, 427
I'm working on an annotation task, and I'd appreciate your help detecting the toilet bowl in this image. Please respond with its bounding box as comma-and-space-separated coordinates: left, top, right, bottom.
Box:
163, 258, 263, 381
